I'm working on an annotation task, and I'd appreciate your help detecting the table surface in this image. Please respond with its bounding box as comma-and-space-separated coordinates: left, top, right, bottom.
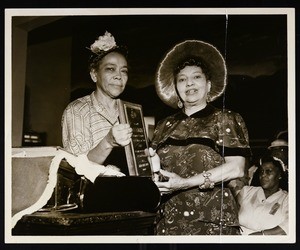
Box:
19, 210, 157, 226
13, 210, 157, 235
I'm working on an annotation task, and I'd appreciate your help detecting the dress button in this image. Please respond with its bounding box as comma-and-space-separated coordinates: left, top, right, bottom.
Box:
183, 211, 189, 217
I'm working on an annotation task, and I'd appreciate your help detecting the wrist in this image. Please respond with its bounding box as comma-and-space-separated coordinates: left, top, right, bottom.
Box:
180, 177, 191, 190
199, 171, 215, 190
103, 135, 114, 149
185, 176, 200, 189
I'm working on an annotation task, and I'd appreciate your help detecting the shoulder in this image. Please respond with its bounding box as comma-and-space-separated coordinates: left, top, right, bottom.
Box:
213, 107, 244, 120
156, 111, 183, 126
279, 189, 289, 200
64, 94, 93, 114
240, 185, 261, 197
213, 107, 248, 133
152, 111, 182, 146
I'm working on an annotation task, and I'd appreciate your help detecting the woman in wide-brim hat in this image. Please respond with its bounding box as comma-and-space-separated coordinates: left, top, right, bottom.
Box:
149, 40, 252, 235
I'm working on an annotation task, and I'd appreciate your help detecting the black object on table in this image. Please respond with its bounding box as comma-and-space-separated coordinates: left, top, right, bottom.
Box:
12, 160, 161, 235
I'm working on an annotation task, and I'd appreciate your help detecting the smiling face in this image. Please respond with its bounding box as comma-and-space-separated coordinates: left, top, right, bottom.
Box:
259, 162, 281, 193
175, 65, 211, 108
90, 51, 128, 99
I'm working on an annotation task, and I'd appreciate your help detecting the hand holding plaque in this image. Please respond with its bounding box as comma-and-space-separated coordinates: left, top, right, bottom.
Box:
117, 100, 153, 177
105, 123, 133, 147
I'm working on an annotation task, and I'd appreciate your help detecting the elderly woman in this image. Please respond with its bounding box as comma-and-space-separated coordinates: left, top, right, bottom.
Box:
62, 32, 132, 174
149, 40, 251, 235
237, 154, 288, 235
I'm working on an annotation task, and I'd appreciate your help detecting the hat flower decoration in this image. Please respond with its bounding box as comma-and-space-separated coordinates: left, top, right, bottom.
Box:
90, 31, 117, 54
87, 31, 127, 68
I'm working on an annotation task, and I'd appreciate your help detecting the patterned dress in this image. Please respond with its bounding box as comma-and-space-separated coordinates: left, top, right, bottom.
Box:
151, 104, 251, 235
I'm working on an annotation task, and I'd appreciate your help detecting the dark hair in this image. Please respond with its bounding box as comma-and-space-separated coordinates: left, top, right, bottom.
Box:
173, 57, 211, 80
260, 155, 284, 173
88, 45, 128, 71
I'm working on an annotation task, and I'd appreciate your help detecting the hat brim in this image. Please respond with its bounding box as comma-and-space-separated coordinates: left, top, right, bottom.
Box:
268, 139, 288, 148
156, 40, 227, 109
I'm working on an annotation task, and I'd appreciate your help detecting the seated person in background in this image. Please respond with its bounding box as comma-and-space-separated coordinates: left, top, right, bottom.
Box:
237, 153, 288, 235
250, 130, 288, 187
61, 32, 132, 174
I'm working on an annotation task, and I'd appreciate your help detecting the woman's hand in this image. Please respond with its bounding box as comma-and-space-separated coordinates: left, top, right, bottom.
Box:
105, 124, 132, 147
249, 226, 286, 235
154, 169, 188, 194
249, 231, 264, 235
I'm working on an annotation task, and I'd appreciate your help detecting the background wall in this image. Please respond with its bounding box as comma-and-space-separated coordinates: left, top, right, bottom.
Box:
24, 37, 71, 146
12, 25, 27, 146
11, 13, 289, 162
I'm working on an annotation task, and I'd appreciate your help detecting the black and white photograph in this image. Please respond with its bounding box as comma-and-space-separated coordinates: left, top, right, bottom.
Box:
4, 8, 296, 244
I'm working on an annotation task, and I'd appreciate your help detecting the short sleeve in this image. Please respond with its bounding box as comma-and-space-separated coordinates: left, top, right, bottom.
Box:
61, 102, 92, 155
278, 194, 289, 234
216, 110, 251, 157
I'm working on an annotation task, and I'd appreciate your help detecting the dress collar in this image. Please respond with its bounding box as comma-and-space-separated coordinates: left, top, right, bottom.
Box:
176, 104, 216, 119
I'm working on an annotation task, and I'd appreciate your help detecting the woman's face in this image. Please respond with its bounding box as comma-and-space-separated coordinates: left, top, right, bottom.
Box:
91, 51, 128, 98
175, 65, 211, 108
259, 162, 281, 191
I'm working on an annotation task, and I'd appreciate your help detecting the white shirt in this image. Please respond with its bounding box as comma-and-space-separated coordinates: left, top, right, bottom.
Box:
237, 186, 288, 235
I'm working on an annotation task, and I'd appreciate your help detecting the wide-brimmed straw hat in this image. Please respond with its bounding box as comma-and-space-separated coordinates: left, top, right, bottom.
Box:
156, 40, 227, 109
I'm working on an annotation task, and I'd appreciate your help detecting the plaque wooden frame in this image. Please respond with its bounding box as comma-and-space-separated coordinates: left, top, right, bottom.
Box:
117, 100, 153, 177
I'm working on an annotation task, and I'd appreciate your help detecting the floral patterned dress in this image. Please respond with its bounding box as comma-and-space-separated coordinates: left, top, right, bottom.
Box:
151, 104, 251, 235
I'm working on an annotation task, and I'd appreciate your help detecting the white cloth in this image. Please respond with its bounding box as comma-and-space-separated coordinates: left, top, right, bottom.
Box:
62, 151, 125, 182
11, 149, 124, 228
237, 186, 288, 235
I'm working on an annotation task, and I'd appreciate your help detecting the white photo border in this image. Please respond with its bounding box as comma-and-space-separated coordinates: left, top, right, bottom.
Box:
5, 8, 296, 244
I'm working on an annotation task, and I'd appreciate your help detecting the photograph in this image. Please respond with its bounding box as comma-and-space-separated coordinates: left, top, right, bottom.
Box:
4, 8, 295, 244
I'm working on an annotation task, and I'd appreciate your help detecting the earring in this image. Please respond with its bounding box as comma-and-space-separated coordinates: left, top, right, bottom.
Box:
206, 94, 211, 103
177, 100, 183, 109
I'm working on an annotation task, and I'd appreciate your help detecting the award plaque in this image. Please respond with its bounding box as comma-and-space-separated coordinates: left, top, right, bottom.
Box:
117, 100, 153, 177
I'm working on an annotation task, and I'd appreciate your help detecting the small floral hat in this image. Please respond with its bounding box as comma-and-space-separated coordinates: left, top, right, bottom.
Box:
88, 31, 127, 69
155, 40, 227, 109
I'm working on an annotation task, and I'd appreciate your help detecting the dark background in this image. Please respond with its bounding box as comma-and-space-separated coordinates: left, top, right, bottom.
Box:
23, 13, 288, 161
